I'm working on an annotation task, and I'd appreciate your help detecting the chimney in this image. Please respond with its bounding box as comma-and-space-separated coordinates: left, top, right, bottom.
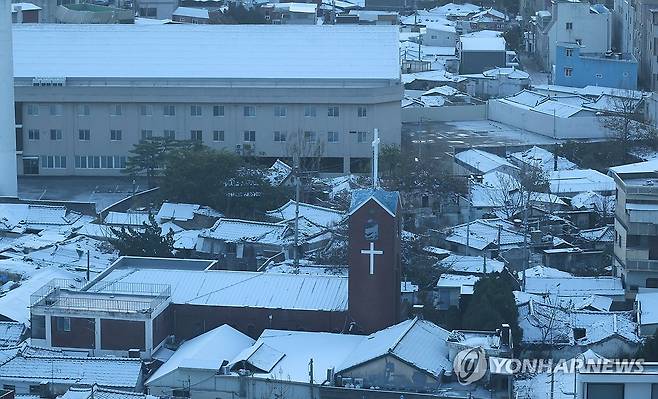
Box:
0, 0, 18, 198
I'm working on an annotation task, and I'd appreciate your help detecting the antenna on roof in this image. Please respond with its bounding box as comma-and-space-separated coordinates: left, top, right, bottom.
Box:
372, 128, 380, 189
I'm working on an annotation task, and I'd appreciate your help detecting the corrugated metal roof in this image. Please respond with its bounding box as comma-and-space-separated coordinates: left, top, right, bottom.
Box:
92, 268, 348, 311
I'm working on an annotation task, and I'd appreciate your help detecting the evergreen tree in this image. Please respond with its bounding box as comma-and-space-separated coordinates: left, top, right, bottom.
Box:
111, 214, 175, 257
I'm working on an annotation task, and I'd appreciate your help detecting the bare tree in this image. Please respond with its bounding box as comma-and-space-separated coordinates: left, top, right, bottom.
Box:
599, 92, 655, 151
482, 165, 550, 220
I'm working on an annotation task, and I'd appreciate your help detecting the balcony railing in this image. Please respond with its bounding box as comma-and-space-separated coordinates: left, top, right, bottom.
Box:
30, 279, 171, 314
626, 260, 658, 272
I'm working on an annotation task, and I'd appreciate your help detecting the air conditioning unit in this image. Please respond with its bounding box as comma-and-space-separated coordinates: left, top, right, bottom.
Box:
128, 349, 141, 358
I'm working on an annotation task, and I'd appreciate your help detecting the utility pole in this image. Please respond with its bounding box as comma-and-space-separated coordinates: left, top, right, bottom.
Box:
372, 128, 380, 189
308, 358, 315, 399
86, 250, 90, 281
293, 138, 301, 269
553, 108, 558, 171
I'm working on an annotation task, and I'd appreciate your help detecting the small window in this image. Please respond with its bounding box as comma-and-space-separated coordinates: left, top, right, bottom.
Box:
164, 130, 176, 140
141, 129, 153, 140
304, 131, 316, 142
566, 22, 573, 30
212, 130, 224, 142
50, 129, 62, 140
243, 130, 256, 142
56, 317, 71, 332
573, 328, 586, 340
357, 106, 367, 118
78, 104, 90, 116
140, 104, 153, 116
78, 129, 90, 141
565, 48, 574, 56
575, 39, 582, 45
110, 104, 122, 116
357, 131, 368, 143
213, 105, 225, 117
190, 105, 202, 116
163, 104, 176, 116
274, 106, 287, 117
27, 104, 39, 116
328, 106, 339, 117
28, 129, 40, 140
595, 73, 603, 78
110, 129, 122, 141
243, 106, 256, 117
328, 131, 339, 143
564, 67, 573, 77
304, 105, 316, 117
274, 131, 287, 142
49, 104, 63, 116
191, 130, 203, 141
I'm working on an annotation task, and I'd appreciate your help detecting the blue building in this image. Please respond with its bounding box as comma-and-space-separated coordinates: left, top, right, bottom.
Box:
554, 42, 638, 90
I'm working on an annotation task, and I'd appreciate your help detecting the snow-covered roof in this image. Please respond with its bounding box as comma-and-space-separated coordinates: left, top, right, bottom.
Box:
147, 325, 254, 385
570, 191, 614, 212
103, 211, 150, 227
88, 264, 348, 311
421, 85, 460, 96
266, 2, 317, 13
454, 149, 517, 174
518, 301, 640, 346
0, 267, 81, 324
524, 276, 624, 297
0, 353, 143, 388
637, 290, 658, 326
230, 329, 363, 383
337, 318, 452, 377
0, 322, 25, 348
438, 254, 504, 274
0, 204, 92, 234
522, 265, 572, 278
469, 7, 506, 20
609, 158, 658, 176
578, 225, 614, 242
266, 200, 344, 228
444, 219, 527, 251
349, 189, 400, 217
173, 6, 209, 18
436, 273, 480, 294
156, 202, 202, 222
60, 386, 158, 399
201, 218, 289, 245
460, 36, 505, 51
509, 146, 578, 172
548, 169, 615, 195
264, 159, 292, 186
11, 2, 41, 11
430, 2, 481, 17
12, 25, 400, 81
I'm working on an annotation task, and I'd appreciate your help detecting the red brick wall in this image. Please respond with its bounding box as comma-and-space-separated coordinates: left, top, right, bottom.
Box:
348, 198, 401, 333
100, 319, 145, 351
171, 304, 349, 340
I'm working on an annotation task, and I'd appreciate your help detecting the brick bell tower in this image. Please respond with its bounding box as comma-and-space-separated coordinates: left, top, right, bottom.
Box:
347, 130, 401, 333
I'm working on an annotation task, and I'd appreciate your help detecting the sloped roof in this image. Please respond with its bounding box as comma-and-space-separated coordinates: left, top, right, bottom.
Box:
201, 218, 289, 245
103, 211, 150, 226
509, 146, 578, 172
0, 353, 142, 388
156, 202, 201, 222
349, 189, 400, 217
337, 318, 452, 378
444, 219, 527, 251
454, 149, 517, 174
0, 322, 25, 347
61, 385, 158, 399
525, 276, 623, 297
147, 325, 254, 385
438, 254, 505, 274
266, 200, 344, 227
548, 169, 615, 194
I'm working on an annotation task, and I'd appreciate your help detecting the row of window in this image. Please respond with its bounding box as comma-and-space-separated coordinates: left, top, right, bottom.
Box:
26, 103, 369, 118
75, 155, 127, 169
28, 129, 370, 143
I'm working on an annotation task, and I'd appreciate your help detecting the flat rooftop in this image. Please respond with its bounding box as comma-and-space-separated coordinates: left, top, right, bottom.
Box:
12, 24, 400, 81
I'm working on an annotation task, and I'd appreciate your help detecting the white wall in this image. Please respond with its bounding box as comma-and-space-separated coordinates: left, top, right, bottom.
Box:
422, 27, 456, 47
487, 100, 611, 139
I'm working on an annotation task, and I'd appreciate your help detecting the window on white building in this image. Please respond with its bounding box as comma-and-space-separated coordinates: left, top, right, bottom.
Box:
213, 105, 225, 117
164, 105, 176, 116
50, 129, 62, 140
110, 129, 122, 141
79, 129, 90, 141
328, 131, 339, 143
190, 105, 202, 116
213, 130, 224, 141
565, 22, 573, 30
140, 104, 153, 116
304, 105, 316, 117
274, 106, 287, 117
274, 131, 287, 142
191, 130, 203, 141
328, 106, 339, 117
243, 106, 256, 117
28, 129, 39, 140
244, 130, 256, 142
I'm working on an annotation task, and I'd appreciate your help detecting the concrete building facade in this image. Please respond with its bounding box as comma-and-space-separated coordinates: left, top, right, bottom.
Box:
11, 24, 402, 176
615, 0, 658, 90
610, 160, 658, 295
533, 0, 612, 72
554, 42, 638, 89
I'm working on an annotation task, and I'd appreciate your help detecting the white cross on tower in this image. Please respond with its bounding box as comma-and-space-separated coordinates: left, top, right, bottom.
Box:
361, 242, 384, 275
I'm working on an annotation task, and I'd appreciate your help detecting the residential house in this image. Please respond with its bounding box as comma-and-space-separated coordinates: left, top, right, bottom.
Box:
458, 36, 507, 74
172, 7, 215, 23
548, 169, 615, 196
11, 3, 40, 23
532, 0, 612, 73
442, 218, 528, 257
554, 43, 637, 89
435, 273, 480, 309
260, 3, 317, 24
155, 202, 223, 230
0, 353, 144, 395
509, 145, 578, 173
421, 22, 456, 46
635, 289, 658, 336
517, 300, 641, 359
453, 148, 518, 176
524, 276, 626, 303
462, 67, 531, 99
576, 362, 658, 398
609, 159, 658, 292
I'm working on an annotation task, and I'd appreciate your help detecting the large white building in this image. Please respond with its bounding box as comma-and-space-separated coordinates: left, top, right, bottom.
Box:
11, 24, 402, 176
614, 0, 658, 90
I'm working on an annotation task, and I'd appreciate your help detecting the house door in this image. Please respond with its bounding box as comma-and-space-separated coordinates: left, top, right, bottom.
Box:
23, 157, 39, 175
